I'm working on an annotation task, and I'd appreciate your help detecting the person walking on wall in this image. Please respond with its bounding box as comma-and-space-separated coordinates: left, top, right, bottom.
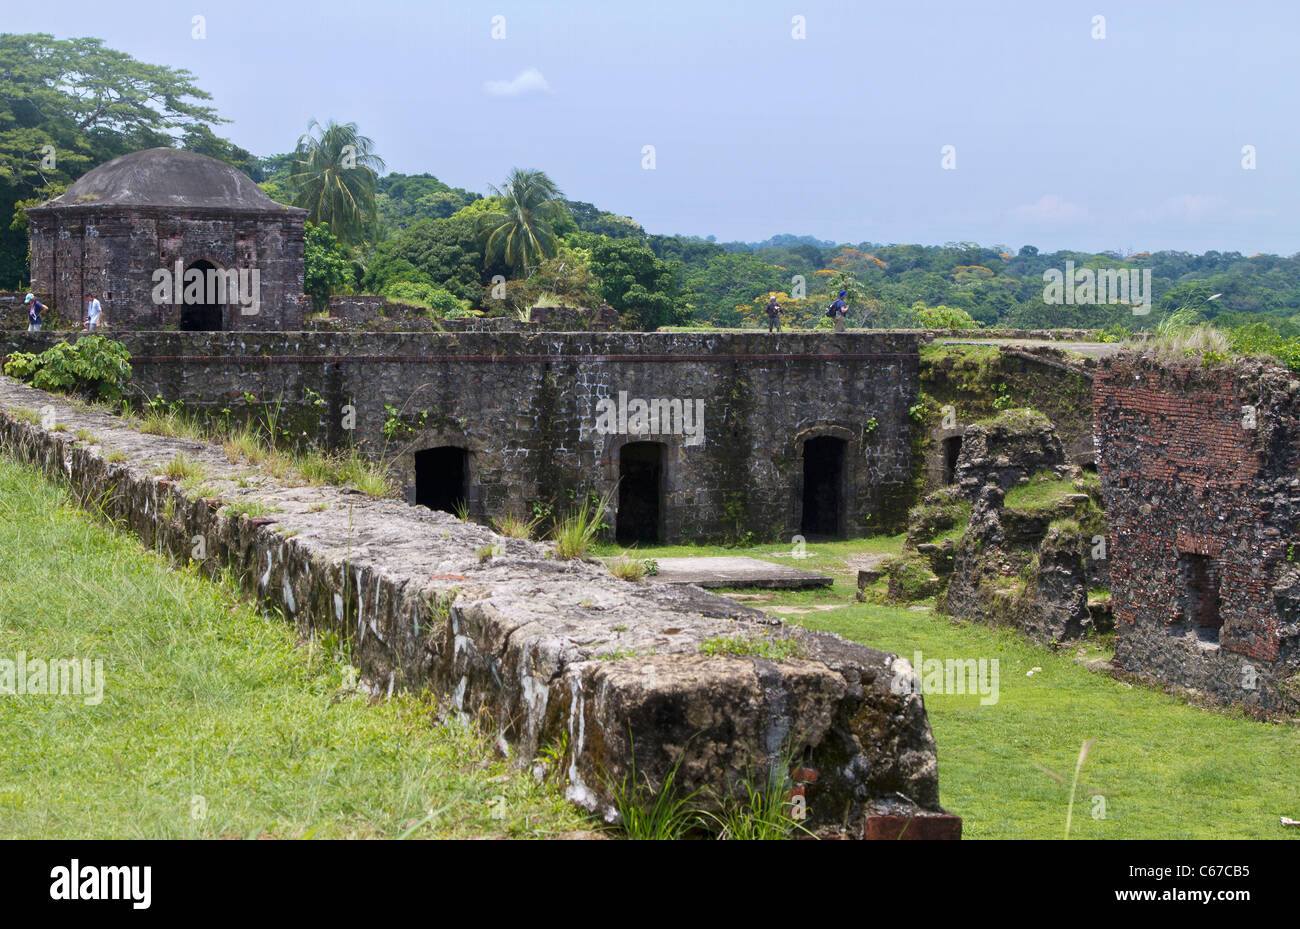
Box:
24, 293, 46, 332
829, 290, 849, 333
84, 293, 103, 332
765, 294, 782, 333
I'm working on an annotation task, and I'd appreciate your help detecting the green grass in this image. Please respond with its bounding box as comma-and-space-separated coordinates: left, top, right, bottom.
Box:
551, 493, 610, 560
613, 534, 1300, 839
788, 599, 1296, 838
160, 452, 206, 483
700, 633, 806, 660
1002, 471, 1077, 511
0, 455, 587, 839
591, 534, 904, 590
223, 499, 280, 518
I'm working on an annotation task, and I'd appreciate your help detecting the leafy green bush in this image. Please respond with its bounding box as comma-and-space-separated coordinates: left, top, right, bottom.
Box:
380, 280, 471, 317
304, 222, 355, 311
3, 336, 132, 402
911, 302, 981, 330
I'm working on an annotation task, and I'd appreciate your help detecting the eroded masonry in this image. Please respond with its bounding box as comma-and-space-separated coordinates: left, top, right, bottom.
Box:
1095, 354, 1300, 713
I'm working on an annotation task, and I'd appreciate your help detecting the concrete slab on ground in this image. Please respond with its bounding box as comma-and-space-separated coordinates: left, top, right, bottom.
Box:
649, 556, 832, 589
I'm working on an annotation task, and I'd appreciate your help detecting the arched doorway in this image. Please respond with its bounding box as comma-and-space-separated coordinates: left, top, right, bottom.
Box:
180, 259, 224, 331
617, 441, 664, 544
415, 446, 468, 515
801, 436, 845, 537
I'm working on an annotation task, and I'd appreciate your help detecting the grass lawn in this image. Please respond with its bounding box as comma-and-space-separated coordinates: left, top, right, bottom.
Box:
0, 456, 588, 839
611, 537, 1300, 839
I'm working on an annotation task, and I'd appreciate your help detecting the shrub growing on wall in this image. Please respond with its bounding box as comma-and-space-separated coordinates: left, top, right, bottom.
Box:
3, 336, 132, 402
379, 280, 470, 317
304, 222, 356, 311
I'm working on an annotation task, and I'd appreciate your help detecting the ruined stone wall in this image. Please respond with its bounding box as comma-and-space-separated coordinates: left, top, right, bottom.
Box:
0, 373, 949, 834
1095, 353, 1300, 712
27, 207, 304, 331
919, 344, 1096, 490
310, 298, 532, 334
1, 331, 920, 543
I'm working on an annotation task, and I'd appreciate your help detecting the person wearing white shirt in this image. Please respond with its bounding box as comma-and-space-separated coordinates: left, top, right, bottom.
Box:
84, 293, 103, 332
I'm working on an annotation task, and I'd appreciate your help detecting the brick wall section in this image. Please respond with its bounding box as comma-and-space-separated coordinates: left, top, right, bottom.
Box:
26, 206, 304, 331
1095, 352, 1300, 711
2, 330, 921, 543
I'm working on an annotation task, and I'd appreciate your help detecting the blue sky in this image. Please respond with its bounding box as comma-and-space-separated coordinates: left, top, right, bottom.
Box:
9, 0, 1299, 253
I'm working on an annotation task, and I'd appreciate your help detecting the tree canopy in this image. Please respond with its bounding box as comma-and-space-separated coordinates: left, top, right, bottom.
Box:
288, 119, 385, 248
0, 32, 224, 286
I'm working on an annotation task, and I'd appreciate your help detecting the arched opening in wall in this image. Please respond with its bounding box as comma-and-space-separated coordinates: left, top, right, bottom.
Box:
415, 446, 468, 515
180, 259, 224, 331
942, 435, 963, 485
801, 436, 845, 538
1081, 461, 1098, 474
617, 441, 663, 544
1177, 553, 1222, 644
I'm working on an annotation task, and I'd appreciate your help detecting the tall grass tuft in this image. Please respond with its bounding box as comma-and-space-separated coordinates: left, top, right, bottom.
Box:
493, 513, 540, 540
161, 452, 206, 482
1143, 309, 1231, 359
552, 491, 612, 560
702, 759, 813, 840
607, 552, 647, 581
607, 749, 702, 840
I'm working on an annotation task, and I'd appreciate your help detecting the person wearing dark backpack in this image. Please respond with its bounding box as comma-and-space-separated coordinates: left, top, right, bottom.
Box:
828, 290, 848, 332
24, 293, 47, 332
765, 294, 782, 333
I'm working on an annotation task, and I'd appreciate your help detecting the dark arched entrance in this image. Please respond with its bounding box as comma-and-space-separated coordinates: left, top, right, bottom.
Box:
617, 441, 664, 544
180, 259, 224, 331
415, 446, 468, 515
942, 435, 963, 485
801, 436, 845, 538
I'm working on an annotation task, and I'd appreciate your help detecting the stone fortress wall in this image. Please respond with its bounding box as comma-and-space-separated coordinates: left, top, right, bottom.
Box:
2, 330, 921, 544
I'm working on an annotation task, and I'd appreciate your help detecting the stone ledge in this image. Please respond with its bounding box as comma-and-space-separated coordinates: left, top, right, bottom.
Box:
0, 375, 946, 831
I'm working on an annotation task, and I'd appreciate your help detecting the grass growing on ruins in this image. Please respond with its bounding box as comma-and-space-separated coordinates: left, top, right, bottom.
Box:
1002, 470, 1080, 512
493, 513, 541, 540
160, 452, 206, 483
0, 456, 588, 839
607, 552, 649, 581
125, 404, 398, 499
552, 492, 611, 560
622, 536, 1300, 840
699, 633, 806, 661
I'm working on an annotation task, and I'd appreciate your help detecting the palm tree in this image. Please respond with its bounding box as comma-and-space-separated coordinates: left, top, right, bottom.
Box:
288, 120, 386, 247
478, 169, 565, 274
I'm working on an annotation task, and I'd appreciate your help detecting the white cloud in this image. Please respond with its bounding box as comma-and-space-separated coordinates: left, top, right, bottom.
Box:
483, 68, 552, 97
1133, 194, 1222, 223
1013, 194, 1084, 222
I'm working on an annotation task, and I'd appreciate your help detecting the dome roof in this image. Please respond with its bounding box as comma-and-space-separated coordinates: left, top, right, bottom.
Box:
35, 147, 304, 213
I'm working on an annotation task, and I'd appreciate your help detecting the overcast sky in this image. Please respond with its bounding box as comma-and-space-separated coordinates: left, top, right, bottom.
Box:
9, 0, 1298, 253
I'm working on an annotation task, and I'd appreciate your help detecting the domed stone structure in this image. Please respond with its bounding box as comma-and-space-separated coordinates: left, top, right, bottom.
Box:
26, 148, 307, 331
